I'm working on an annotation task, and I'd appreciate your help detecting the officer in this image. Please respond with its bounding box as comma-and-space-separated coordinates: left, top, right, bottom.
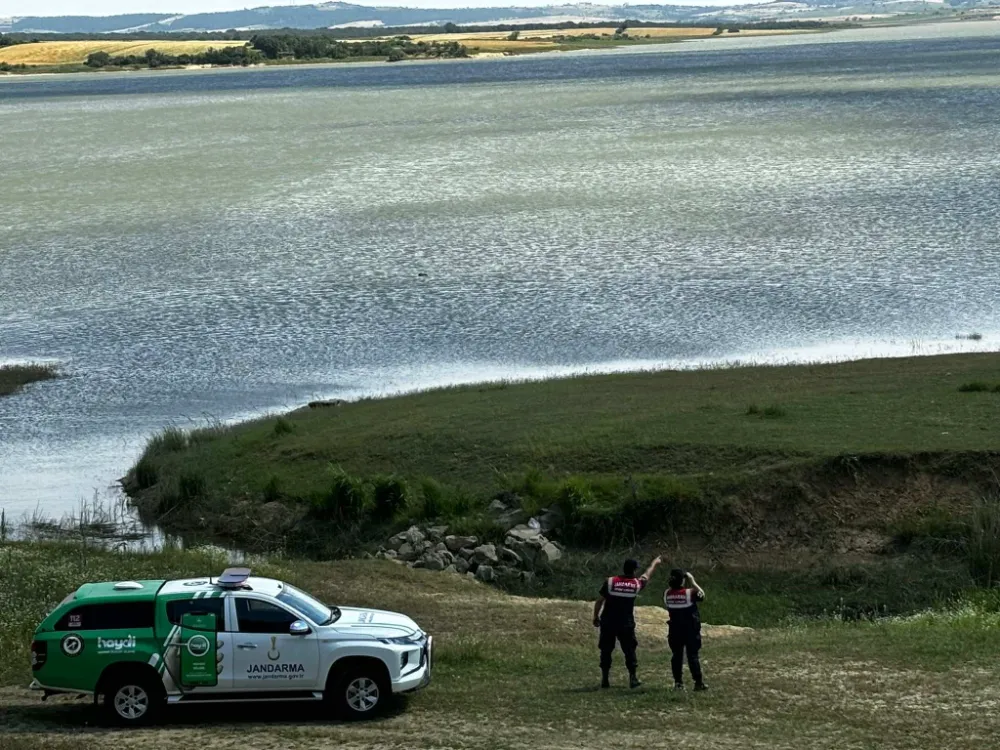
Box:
663, 568, 707, 691
593, 555, 662, 689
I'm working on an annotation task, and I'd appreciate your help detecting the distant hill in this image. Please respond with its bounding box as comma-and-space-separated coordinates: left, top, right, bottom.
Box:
4, 0, 981, 34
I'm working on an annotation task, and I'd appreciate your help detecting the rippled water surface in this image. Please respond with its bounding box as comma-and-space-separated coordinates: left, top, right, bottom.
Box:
2, 21, 1000, 514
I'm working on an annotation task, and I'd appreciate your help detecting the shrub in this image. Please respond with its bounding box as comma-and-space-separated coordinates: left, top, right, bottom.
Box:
507, 30, 520, 41
132, 456, 159, 491
263, 475, 282, 503
310, 468, 369, 522
177, 472, 206, 506
959, 382, 991, 393
387, 47, 405, 62
762, 405, 786, 418
969, 495, 1000, 587
273, 417, 294, 436
148, 427, 187, 454
746, 404, 761, 415
372, 477, 408, 521
414, 479, 474, 520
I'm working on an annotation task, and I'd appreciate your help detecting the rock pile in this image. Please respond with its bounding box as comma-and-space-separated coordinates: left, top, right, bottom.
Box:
376, 522, 564, 582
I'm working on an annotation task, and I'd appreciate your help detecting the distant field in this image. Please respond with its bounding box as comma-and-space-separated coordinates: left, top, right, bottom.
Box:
0, 40, 246, 66
397, 26, 818, 55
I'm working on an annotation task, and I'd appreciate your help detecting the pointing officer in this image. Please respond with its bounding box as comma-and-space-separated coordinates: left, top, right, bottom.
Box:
663, 568, 708, 691
593, 555, 662, 689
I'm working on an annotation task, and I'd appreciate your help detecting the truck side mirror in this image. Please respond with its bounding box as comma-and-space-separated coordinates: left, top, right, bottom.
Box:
289, 620, 311, 636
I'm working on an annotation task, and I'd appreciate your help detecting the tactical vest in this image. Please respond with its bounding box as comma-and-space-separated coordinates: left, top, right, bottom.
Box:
606, 576, 643, 599
664, 587, 696, 610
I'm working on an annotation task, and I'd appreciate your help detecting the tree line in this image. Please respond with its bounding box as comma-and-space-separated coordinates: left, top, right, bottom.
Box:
248, 34, 467, 61
86, 45, 262, 69
83, 35, 468, 69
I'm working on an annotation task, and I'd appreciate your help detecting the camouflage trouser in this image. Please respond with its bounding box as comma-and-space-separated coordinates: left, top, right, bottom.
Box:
599, 626, 637, 672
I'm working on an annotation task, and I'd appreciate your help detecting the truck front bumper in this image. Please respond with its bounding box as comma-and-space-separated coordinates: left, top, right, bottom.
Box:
393, 635, 432, 694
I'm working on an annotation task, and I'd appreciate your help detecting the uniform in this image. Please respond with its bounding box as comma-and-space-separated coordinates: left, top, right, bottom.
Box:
664, 585, 705, 687
598, 575, 647, 675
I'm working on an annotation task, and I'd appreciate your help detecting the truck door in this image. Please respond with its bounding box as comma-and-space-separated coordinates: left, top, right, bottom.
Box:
231, 596, 320, 691
165, 597, 233, 692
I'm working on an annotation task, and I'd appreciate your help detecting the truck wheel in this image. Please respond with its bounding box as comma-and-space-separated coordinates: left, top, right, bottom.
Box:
329, 666, 389, 721
102, 671, 165, 727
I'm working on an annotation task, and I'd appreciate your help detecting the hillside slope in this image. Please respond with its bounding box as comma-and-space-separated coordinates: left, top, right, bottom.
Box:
125, 352, 1000, 566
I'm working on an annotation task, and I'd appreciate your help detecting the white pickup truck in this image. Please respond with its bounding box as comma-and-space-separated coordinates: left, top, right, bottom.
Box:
29, 567, 432, 725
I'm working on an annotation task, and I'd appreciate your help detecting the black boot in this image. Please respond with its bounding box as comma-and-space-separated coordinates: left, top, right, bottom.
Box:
629, 672, 642, 689
601, 670, 610, 689
694, 681, 708, 692
674, 682, 685, 691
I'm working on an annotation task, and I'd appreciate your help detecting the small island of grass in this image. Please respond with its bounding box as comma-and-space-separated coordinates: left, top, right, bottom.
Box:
0, 364, 58, 398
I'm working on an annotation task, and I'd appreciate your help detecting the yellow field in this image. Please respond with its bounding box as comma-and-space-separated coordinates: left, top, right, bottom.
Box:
0, 40, 246, 66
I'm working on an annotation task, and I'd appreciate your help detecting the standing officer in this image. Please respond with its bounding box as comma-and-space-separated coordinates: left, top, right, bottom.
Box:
593, 555, 662, 689
663, 568, 707, 691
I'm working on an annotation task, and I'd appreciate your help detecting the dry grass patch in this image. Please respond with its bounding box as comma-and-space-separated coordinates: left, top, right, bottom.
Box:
0, 41, 246, 66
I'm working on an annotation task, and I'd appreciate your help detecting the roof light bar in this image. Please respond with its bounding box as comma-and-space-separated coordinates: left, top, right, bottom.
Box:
216, 567, 252, 589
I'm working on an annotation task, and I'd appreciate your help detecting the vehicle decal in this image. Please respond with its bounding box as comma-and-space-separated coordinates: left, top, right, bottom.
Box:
60, 634, 84, 657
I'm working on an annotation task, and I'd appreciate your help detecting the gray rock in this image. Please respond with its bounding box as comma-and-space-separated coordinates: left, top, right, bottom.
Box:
411, 559, 425, 569
382, 549, 398, 560
427, 525, 449, 543
475, 565, 496, 583
397, 542, 418, 562
434, 542, 448, 553
387, 531, 409, 550
473, 543, 499, 565
440, 549, 455, 565
405, 525, 426, 546
500, 546, 523, 566
507, 525, 544, 543
488, 499, 509, 514
444, 564, 458, 574
422, 553, 446, 572
540, 542, 562, 564
445, 535, 478, 553
521, 571, 536, 584
458, 547, 475, 561
455, 557, 470, 574
467, 572, 477, 580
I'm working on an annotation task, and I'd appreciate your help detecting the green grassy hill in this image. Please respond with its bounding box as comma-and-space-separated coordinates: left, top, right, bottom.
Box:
0, 364, 57, 398
126, 352, 1000, 552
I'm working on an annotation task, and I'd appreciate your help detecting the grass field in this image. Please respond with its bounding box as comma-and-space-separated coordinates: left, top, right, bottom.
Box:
0, 365, 57, 398
0, 41, 246, 66
1, 542, 999, 749
134, 352, 1000, 497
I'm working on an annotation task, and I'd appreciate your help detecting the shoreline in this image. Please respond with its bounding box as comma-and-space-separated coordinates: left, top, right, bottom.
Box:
2, 339, 998, 518
0, 24, 869, 79
2, 17, 998, 82
0, 363, 58, 398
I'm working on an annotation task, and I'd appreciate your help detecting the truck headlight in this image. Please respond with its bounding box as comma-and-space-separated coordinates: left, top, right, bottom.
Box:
379, 633, 423, 646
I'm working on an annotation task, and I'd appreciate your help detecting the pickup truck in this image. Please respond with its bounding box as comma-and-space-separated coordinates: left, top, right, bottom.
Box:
29, 567, 432, 726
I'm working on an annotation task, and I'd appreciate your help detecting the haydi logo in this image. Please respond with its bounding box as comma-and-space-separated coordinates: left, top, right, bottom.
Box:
97, 635, 137, 654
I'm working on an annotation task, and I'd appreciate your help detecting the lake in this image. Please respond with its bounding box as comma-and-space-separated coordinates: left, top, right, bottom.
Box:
2, 20, 999, 517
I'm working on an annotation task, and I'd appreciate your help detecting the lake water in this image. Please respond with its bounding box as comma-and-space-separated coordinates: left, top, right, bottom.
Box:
2, 20, 1000, 517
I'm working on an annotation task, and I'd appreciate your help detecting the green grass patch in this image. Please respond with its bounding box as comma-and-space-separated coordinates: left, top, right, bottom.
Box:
0, 364, 58, 398
2, 542, 1000, 749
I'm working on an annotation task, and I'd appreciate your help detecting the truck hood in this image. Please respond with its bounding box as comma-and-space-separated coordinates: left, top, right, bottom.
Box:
329, 606, 422, 639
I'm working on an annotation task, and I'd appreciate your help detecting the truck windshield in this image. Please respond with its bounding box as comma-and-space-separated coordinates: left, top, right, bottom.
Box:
276, 584, 338, 625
